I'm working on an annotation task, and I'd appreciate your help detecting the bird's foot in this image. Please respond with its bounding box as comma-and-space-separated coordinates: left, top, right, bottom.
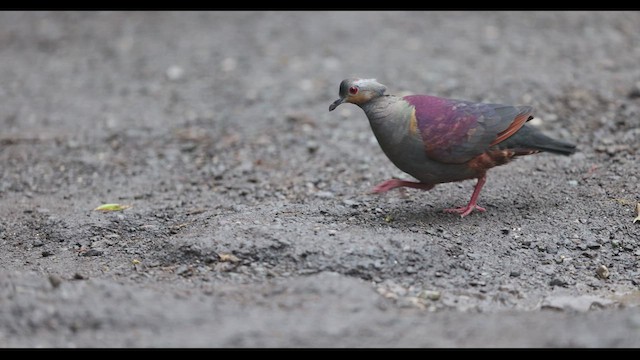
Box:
371, 179, 406, 193
443, 204, 486, 217
371, 179, 434, 194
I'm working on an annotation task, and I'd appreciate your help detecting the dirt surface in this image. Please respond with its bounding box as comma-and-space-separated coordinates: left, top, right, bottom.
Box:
1, 11, 640, 348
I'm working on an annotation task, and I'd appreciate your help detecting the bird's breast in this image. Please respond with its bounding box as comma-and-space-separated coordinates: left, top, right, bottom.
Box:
362, 98, 423, 165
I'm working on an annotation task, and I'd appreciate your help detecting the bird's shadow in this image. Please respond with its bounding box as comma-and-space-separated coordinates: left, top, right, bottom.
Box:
350, 192, 557, 228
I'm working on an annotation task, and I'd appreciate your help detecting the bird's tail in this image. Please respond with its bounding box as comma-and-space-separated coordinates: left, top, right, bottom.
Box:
500, 125, 577, 156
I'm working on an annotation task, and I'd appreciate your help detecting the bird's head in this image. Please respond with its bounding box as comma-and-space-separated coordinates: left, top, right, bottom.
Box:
329, 78, 387, 111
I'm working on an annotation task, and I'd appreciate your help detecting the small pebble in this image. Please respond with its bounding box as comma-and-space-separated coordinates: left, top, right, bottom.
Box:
567, 180, 578, 186
509, 271, 521, 277
166, 65, 184, 81
48, 275, 62, 288
419, 290, 441, 301
315, 191, 334, 199
41, 250, 54, 257
342, 199, 359, 207
396, 296, 423, 309
306, 140, 319, 154
627, 83, 640, 99
73, 273, 87, 280
83, 249, 104, 257
587, 242, 601, 250
469, 280, 486, 287
218, 253, 240, 263
204, 255, 220, 264
549, 278, 568, 287
175, 265, 191, 276
596, 265, 610, 279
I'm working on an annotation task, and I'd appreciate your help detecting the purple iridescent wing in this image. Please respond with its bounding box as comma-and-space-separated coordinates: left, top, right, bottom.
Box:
404, 95, 533, 164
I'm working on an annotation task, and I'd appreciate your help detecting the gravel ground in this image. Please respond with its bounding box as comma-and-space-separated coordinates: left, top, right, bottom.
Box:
0, 11, 639, 348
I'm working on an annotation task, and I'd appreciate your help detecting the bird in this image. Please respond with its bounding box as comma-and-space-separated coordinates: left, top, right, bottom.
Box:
329, 78, 576, 217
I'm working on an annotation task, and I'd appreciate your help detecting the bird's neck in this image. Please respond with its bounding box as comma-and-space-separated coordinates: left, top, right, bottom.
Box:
359, 95, 396, 113
359, 95, 401, 124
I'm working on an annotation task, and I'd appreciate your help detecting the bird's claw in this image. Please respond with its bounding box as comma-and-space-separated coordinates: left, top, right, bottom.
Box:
443, 204, 486, 217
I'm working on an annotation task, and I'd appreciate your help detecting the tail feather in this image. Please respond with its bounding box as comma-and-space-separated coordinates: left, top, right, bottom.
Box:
498, 124, 577, 156
529, 138, 577, 155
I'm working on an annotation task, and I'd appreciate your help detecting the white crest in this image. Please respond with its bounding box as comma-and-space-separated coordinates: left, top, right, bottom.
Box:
353, 78, 379, 87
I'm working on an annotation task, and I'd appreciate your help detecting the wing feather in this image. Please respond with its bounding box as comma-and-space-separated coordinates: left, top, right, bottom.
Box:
403, 95, 533, 164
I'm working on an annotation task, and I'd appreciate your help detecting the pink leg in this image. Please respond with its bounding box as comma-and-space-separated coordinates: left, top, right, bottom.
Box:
443, 175, 487, 217
371, 179, 434, 194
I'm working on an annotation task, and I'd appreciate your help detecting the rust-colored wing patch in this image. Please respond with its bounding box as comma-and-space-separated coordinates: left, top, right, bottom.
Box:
468, 148, 539, 172
490, 109, 533, 146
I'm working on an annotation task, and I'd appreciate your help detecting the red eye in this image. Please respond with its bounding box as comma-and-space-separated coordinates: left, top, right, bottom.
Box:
349, 86, 358, 95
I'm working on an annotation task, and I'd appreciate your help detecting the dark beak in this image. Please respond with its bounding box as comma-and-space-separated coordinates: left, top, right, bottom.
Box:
329, 97, 345, 111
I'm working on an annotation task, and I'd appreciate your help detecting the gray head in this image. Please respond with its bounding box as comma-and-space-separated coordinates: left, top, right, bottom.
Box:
329, 78, 388, 111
